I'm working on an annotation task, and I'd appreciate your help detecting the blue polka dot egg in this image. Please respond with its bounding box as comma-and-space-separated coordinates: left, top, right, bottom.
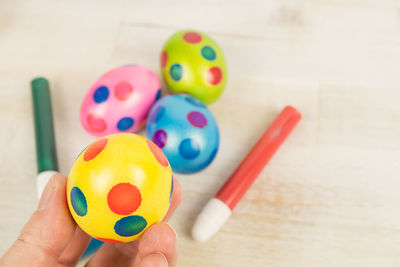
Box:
147, 94, 219, 174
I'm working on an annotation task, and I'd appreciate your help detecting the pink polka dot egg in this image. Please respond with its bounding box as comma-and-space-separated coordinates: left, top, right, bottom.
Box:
67, 133, 173, 243
81, 65, 162, 137
161, 30, 227, 105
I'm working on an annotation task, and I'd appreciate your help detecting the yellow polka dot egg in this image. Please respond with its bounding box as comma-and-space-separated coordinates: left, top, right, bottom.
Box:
67, 133, 173, 243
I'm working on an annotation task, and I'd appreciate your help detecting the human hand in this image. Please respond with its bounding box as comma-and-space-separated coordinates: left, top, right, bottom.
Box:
0, 173, 181, 267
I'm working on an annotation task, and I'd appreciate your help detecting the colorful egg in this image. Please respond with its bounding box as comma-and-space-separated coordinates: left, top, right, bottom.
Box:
160, 30, 227, 105
81, 65, 162, 137
67, 133, 172, 243
147, 94, 219, 174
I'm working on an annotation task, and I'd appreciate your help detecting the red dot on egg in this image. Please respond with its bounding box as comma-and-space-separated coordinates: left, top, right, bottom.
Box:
115, 81, 133, 101
107, 183, 142, 215
96, 237, 123, 243
183, 32, 202, 44
160, 50, 168, 68
84, 138, 108, 161
87, 114, 106, 133
207, 66, 223, 85
146, 140, 169, 167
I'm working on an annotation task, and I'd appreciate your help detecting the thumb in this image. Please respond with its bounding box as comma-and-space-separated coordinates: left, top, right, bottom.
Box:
1, 174, 77, 267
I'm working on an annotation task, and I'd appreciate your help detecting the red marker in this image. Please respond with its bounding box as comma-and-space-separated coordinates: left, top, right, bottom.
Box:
192, 106, 301, 241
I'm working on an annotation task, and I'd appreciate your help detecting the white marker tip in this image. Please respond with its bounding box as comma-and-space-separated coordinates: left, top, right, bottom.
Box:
192, 198, 232, 242
36, 170, 58, 199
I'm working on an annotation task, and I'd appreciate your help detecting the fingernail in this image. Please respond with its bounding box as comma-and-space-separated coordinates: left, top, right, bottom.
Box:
38, 174, 57, 210
140, 252, 168, 267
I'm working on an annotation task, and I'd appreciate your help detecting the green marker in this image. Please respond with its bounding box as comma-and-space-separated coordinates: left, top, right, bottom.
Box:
31, 77, 59, 197
31, 78, 104, 256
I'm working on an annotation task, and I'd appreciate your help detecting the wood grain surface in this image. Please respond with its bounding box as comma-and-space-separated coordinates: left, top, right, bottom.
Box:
1, 0, 400, 266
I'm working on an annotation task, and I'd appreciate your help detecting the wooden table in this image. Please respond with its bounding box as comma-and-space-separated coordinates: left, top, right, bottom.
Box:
1, 0, 400, 266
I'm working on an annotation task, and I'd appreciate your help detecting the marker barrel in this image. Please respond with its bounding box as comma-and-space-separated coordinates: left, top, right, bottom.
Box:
192, 106, 302, 241
31, 77, 59, 173
215, 106, 301, 210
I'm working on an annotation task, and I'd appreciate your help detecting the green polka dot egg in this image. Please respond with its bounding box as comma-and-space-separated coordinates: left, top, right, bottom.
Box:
160, 30, 227, 105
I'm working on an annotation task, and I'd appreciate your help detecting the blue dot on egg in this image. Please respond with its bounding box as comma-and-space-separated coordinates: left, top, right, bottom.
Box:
201, 46, 216, 61
117, 117, 134, 131
149, 106, 165, 124
93, 86, 109, 103
179, 138, 200, 159
155, 89, 162, 101
170, 64, 183, 81
184, 96, 205, 108
70, 187, 87, 216
114, 215, 147, 237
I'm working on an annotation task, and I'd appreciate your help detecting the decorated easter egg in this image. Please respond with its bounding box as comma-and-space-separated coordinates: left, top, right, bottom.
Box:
147, 94, 219, 174
160, 30, 227, 105
81, 65, 162, 137
67, 133, 173, 243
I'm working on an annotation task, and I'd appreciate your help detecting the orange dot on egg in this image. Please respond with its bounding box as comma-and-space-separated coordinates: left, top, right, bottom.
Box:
183, 32, 202, 44
160, 50, 168, 68
107, 183, 142, 215
84, 138, 108, 161
115, 81, 133, 101
207, 66, 222, 85
87, 114, 106, 133
146, 140, 169, 167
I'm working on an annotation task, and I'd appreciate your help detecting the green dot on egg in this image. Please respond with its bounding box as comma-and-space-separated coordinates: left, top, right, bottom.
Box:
201, 46, 216, 61
170, 64, 183, 81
